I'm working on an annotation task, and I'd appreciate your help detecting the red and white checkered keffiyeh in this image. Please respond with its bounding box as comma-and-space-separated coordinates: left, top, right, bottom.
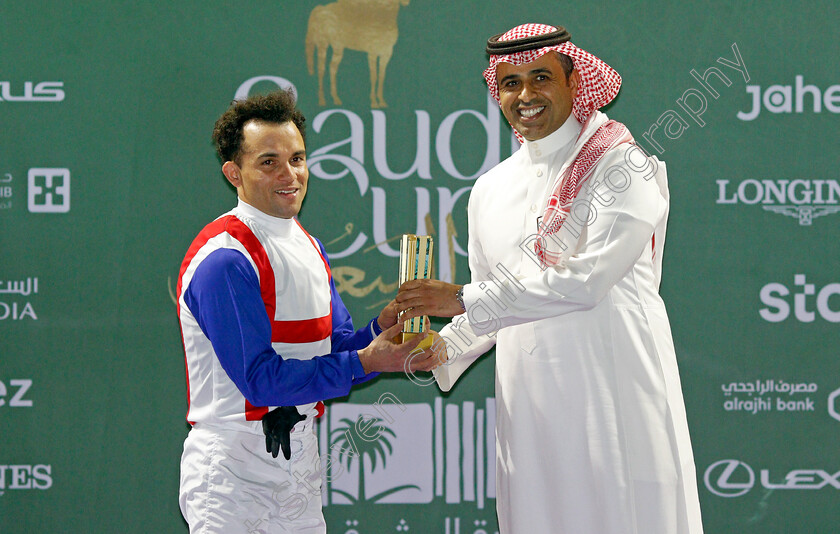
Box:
534, 113, 634, 268
484, 23, 622, 140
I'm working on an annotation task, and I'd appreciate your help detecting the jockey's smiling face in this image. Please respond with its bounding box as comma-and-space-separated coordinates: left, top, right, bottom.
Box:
223, 120, 309, 219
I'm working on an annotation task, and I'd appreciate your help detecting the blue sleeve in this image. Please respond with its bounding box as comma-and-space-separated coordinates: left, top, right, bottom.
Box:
184, 247, 375, 406
316, 238, 381, 385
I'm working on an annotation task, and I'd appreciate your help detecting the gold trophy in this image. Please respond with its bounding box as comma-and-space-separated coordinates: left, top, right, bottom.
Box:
397, 234, 435, 350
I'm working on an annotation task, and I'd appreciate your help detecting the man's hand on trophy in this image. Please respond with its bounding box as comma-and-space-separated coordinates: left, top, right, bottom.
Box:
396, 279, 465, 319
358, 323, 443, 374
424, 329, 449, 368
376, 299, 400, 330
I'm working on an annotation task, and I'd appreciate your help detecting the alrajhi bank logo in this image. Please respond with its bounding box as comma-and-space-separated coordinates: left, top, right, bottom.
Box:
759, 274, 840, 323
27, 168, 70, 213
0, 81, 64, 102
716, 178, 840, 225
737, 75, 840, 121
704, 459, 840, 498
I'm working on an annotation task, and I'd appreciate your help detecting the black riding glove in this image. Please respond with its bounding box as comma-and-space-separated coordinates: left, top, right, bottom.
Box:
261, 405, 307, 460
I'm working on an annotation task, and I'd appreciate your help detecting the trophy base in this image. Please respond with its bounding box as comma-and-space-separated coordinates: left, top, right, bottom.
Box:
395, 332, 435, 351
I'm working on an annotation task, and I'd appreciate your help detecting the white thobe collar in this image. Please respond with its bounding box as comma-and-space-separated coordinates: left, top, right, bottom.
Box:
236, 198, 297, 238
522, 115, 582, 161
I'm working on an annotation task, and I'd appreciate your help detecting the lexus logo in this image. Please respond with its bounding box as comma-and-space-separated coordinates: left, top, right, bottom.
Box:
704, 459, 755, 497
704, 459, 840, 497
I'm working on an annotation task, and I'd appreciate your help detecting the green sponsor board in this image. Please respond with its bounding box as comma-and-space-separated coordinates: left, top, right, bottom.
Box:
1, 1, 838, 532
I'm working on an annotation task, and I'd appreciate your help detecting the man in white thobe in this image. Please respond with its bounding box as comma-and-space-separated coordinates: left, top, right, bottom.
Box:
396, 23, 704, 533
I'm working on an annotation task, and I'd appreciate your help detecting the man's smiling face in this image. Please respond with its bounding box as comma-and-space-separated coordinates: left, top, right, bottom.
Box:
223, 120, 308, 219
496, 52, 580, 141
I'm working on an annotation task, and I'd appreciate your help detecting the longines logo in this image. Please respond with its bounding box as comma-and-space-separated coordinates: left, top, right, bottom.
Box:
0, 465, 52, 496
0, 81, 64, 102
716, 179, 840, 225
704, 459, 840, 497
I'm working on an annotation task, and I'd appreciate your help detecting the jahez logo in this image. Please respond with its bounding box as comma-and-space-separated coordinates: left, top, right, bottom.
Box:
705, 459, 840, 497
0, 81, 64, 102
737, 75, 840, 121
0, 379, 33, 408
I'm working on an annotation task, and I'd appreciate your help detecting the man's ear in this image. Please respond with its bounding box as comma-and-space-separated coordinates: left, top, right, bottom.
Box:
569, 69, 581, 99
222, 161, 241, 188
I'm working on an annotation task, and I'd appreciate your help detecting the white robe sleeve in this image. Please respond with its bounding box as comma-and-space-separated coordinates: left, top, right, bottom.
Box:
433, 185, 498, 391
464, 146, 668, 336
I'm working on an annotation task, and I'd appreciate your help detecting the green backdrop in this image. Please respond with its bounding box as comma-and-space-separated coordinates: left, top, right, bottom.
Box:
2, 1, 838, 532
